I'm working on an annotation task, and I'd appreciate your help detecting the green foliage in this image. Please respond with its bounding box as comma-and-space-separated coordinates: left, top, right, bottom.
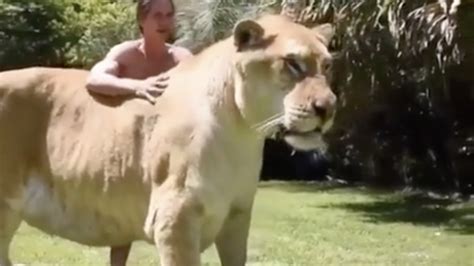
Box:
0, 0, 73, 70
300, 0, 460, 89
0, 0, 137, 70
62, 0, 138, 68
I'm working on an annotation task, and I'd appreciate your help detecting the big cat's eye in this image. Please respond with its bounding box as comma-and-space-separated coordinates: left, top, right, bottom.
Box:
284, 57, 305, 78
321, 59, 332, 73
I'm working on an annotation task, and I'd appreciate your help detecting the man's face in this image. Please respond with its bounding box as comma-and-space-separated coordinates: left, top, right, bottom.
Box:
141, 0, 175, 42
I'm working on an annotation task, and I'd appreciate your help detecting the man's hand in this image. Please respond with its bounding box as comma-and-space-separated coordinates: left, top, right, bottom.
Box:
134, 74, 170, 104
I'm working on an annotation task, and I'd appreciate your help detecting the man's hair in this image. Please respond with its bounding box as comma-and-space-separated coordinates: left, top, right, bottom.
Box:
136, 0, 176, 33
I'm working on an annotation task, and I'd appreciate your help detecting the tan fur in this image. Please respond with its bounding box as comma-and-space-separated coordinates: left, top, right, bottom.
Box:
0, 15, 336, 266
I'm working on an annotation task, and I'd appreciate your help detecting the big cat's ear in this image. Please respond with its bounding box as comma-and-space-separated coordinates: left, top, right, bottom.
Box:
233, 19, 265, 51
312, 23, 335, 46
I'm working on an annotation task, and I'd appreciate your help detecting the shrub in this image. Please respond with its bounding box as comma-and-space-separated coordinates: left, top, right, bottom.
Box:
62, 0, 138, 68
0, 0, 73, 70
0, 0, 138, 70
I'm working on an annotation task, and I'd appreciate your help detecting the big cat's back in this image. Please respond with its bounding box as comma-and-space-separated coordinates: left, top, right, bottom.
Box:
0, 67, 89, 90
0, 67, 91, 106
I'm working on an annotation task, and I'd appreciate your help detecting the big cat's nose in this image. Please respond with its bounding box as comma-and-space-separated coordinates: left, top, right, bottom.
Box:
312, 101, 327, 118
312, 93, 336, 120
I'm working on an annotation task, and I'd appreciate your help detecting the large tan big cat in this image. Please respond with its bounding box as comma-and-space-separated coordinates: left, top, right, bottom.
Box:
0, 14, 336, 266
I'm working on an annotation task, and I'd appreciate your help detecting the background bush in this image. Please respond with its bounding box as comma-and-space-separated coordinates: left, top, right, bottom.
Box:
62, 0, 138, 68
0, 0, 137, 70
0, 0, 73, 70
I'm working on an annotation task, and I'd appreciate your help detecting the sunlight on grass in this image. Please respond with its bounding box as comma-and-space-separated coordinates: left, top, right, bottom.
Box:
10, 182, 473, 265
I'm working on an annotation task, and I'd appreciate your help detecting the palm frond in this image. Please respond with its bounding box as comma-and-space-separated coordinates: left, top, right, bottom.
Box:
175, 0, 271, 52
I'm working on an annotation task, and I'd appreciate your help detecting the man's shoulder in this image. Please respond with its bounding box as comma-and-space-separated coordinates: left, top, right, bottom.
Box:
107, 39, 142, 57
169, 45, 191, 54
168, 44, 193, 61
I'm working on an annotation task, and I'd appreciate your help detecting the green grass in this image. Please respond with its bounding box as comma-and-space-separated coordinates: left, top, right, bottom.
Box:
10, 182, 474, 265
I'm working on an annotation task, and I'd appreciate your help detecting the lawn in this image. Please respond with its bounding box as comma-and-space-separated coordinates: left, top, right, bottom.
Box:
10, 182, 473, 265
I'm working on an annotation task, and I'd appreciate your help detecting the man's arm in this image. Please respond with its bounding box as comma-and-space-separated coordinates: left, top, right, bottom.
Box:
85, 42, 144, 96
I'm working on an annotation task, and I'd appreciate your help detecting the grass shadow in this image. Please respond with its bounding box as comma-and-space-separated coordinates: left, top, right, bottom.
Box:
259, 180, 357, 194
321, 193, 474, 235
259, 181, 474, 235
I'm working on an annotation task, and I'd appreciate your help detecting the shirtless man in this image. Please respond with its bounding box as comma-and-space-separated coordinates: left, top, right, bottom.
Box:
86, 0, 192, 104
86, 0, 192, 265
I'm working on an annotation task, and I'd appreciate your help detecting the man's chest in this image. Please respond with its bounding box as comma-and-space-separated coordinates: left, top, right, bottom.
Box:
119, 53, 177, 80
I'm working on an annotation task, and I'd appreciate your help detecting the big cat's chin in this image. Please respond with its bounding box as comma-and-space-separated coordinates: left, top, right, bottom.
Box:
282, 131, 328, 152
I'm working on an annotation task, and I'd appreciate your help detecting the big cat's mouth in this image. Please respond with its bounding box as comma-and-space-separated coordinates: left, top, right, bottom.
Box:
275, 125, 322, 139
274, 125, 327, 152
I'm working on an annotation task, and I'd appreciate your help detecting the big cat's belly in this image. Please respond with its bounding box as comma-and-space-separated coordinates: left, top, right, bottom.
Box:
14, 176, 151, 246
